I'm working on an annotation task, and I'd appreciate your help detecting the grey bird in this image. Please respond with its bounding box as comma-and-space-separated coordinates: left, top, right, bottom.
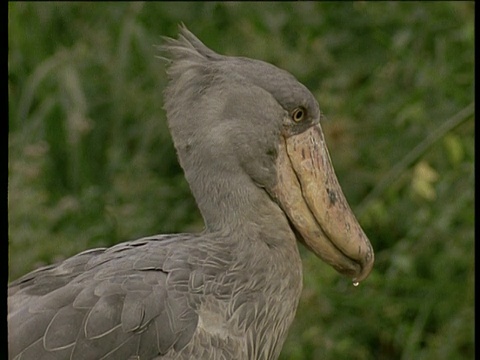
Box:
8, 26, 374, 360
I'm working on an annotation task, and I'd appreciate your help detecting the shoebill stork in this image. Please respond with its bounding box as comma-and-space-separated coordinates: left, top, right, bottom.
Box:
8, 26, 374, 360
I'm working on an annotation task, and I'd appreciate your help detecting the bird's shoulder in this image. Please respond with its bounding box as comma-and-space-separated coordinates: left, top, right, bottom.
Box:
8, 233, 240, 359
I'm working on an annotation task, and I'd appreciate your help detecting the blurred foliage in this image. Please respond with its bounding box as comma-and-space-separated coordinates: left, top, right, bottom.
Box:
8, 2, 474, 359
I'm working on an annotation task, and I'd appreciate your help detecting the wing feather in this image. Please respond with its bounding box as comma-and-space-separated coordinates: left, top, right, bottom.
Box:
8, 235, 211, 360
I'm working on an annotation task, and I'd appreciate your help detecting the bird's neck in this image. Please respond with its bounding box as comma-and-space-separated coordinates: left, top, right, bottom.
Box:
183, 160, 294, 247
183, 155, 304, 359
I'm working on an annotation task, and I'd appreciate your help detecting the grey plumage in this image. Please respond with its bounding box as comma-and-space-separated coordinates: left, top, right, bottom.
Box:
8, 25, 373, 360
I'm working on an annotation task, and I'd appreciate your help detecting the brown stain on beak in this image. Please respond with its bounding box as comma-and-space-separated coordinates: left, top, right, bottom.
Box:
272, 125, 374, 282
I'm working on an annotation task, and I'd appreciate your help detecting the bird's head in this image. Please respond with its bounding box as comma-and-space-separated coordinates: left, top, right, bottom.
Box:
162, 25, 373, 283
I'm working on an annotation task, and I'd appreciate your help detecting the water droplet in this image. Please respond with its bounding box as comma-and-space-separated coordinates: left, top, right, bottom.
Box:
353, 281, 359, 287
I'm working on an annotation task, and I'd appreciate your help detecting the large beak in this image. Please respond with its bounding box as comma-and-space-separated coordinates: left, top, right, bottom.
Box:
271, 124, 374, 283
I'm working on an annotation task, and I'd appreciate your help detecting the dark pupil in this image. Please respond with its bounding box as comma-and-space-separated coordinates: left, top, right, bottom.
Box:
295, 110, 303, 120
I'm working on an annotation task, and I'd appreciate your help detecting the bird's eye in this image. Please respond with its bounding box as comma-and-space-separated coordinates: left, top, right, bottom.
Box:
292, 107, 306, 122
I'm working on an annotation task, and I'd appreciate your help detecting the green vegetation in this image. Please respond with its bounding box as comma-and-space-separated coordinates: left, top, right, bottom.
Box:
8, 2, 473, 359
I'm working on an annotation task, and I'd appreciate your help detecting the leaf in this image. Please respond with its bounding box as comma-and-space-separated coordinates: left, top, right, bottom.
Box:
411, 161, 439, 201
443, 134, 464, 166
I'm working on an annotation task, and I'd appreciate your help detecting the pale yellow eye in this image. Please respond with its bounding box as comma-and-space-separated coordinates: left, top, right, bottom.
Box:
292, 107, 306, 122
